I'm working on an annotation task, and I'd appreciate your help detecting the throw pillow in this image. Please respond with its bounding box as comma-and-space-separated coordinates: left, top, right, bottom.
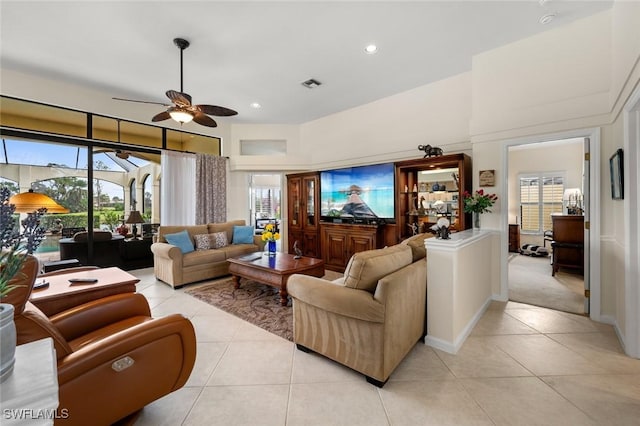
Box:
164, 230, 195, 254
232, 225, 254, 244
193, 233, 212, 251
210, 231, 228, 249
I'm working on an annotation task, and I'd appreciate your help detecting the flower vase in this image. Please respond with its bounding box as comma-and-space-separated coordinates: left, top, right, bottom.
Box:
268, 240, 277, 256
473, 212, 481, 230
0, 303, 16, 383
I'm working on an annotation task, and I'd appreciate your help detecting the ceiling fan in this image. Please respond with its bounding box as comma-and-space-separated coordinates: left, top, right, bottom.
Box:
113, 37, 237, 128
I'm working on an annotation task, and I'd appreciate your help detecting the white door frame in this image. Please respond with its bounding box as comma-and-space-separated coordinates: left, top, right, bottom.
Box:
500, 128, 601, 321
623, 86, 640, 358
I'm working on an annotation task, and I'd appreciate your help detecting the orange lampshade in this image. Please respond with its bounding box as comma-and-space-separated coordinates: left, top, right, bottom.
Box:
8, 189, 69, 213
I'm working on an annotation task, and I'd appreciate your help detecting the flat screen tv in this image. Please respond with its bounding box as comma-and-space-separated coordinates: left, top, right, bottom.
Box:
320, 163, 395, 223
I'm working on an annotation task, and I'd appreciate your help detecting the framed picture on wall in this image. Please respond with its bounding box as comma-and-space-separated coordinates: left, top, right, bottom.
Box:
609, 148, 624, 200
479, 170, 495, 187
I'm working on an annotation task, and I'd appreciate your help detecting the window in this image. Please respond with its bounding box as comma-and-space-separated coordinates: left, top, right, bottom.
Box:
520, 174, 564, 233
142, 174, 152, 220
250, 174, 281, 224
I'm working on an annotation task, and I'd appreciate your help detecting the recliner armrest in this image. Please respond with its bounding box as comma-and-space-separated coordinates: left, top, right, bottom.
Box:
150, 242, 183, 260
51, 293, 152, 341
56, 313, 196, 389
288, 275, 384, 323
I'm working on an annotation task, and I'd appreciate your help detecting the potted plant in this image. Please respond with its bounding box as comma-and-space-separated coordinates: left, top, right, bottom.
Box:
261, 223, 280, 256
0, 186, 46, 382
463, 189, 498, 229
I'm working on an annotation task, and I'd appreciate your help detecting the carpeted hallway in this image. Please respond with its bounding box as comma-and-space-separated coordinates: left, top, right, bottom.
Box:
508, 253, 585, 314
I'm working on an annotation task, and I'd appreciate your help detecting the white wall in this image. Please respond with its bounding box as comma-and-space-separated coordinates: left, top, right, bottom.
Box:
468, 1, 640, 348
470, 10, 611, 139
300, 72, 473, 169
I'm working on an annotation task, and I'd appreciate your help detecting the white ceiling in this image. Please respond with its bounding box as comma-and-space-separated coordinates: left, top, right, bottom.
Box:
0, 1, 613, 126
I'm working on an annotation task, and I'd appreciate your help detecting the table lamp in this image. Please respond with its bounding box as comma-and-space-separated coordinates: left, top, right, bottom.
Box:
125, 210, 144, 239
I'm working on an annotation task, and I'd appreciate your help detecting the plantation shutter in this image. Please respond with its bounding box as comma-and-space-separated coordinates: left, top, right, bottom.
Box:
519, 174, 565, 233
520, 177, 539, 232
542, 176, 564, 230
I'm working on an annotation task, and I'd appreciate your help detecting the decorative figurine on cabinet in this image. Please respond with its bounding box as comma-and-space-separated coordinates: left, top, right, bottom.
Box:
418, 196, 426, 216
418, 144, 444, 158
431, 218, 451, 240
293, 240, 303, 259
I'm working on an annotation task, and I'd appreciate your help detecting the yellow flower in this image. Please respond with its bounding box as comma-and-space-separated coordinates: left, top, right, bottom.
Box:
260, 223, 280, 242
260, 229, 280, 242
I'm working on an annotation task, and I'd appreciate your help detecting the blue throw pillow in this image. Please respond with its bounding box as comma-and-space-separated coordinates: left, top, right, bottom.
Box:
232, 225, 254, 244
164, 230, 195, 254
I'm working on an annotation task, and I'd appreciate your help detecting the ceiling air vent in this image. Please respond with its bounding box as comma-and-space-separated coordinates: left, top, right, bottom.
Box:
301, 78, 322, 89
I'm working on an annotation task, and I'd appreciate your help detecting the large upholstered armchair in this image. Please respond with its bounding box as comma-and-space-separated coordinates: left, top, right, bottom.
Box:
3, 256, 197, 425
287, 244, 427, 387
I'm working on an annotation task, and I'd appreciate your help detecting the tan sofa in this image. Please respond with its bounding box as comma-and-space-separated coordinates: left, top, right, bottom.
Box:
287, 233, 432, 387
151, 220, 264, 288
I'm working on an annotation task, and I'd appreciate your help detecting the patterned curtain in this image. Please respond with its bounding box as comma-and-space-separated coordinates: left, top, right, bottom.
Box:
161, 150, 196, 225
195, 154, 227, 224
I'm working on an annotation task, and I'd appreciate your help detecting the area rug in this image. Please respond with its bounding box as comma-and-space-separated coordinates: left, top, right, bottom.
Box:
184, 277, 294, 341
508, 254, 585, 314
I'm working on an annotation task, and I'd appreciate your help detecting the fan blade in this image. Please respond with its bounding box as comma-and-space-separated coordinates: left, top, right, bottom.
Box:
166, 90, 192, 107
152, 111, 171, 122
112, 97, 170, 107
195, 104, 238, 117
193, 112, 217, 127
115, 150, 130, 159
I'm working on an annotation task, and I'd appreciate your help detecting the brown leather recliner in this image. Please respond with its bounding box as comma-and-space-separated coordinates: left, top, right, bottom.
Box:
2, 255, 197, 425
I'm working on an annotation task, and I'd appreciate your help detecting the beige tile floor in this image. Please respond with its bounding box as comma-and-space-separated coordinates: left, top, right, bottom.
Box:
130, 267, 640, 426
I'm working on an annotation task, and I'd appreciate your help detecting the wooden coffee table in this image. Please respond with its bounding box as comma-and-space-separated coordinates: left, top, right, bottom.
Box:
227, 252, 325, 306
30, 267, 139, 316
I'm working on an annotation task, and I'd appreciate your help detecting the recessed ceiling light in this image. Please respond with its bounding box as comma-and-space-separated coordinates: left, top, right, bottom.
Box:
539, 13, 555, 24
250, 102, 261, 109
364, 44, 378, 54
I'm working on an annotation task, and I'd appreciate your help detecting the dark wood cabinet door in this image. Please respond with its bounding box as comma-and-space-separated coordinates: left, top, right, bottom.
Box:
287, 176, 302, 232
302, 231, 319, 258
347, 234, 374, 259
323, 230, 348, 270
286, 172, 321, 259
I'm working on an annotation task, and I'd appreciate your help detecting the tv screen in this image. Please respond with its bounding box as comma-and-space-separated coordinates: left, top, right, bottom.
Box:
320, 163, 395, 222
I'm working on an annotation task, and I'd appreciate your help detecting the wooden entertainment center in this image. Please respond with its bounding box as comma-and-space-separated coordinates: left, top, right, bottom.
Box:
286, 153, 472, 272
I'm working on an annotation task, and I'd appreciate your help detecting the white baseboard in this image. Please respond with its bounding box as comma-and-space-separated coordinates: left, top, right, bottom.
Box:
424, 296, 492, 354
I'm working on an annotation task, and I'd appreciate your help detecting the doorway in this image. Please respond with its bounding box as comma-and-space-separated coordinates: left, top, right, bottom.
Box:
506, 137, 589, 315
248, 173, 282, 250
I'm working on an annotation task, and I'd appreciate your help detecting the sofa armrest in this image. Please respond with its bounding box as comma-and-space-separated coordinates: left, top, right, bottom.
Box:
151, 242, 183, 260
288, 275, 384, 323
51, 293, 152, 341
253, 235, 266, 251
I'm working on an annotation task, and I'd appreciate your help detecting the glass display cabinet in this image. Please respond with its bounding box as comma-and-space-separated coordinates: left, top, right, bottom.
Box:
286, 172, 320, 258
395, 154, 472, 241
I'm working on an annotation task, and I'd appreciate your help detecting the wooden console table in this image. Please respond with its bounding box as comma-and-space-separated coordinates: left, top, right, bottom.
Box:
508, 224, 520, 253
30, 267, 139, 316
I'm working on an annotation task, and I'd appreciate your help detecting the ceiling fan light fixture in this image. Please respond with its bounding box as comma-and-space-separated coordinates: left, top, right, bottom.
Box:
169, 107, 194, 124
